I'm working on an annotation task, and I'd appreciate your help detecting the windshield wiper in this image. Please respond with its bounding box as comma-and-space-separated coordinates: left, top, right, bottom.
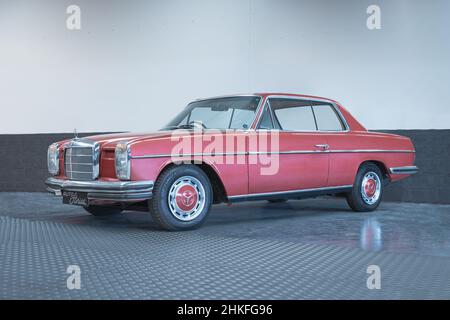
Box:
163, 124, 196, 130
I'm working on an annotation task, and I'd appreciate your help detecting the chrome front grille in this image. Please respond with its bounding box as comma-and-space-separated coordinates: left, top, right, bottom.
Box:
64, 139, 99, 181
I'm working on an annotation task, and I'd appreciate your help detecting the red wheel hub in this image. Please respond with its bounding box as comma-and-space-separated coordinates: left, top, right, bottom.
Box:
364, 178, 377, 197
175, 185, 198, 212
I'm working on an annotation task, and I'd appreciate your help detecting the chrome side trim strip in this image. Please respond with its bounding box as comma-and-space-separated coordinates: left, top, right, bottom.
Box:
250, 149, 415, 155
132, 152, 248, 159
131, 149, 415, 159
132, 154, 171, 159
248, 150, 323, 155
389, 166, 419, 175
228, 185, 353, 201
328, 149, 415, 154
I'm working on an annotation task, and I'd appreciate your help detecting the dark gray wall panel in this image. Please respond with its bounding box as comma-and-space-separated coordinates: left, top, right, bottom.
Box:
381, 130, 450, 204
0, 130, 448, 204
0, 133, 107, 193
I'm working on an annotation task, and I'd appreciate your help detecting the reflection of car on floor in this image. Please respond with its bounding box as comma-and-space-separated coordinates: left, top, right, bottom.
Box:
46, 93, 418, 231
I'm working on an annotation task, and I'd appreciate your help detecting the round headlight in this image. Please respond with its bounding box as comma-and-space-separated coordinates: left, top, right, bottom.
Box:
47, 143, 60, 176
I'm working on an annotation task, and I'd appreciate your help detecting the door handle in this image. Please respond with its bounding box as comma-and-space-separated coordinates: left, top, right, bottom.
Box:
315, 144, 330, 150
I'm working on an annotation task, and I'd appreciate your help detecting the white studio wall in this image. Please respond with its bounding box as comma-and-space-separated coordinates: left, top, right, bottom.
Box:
0, 0, 449, 134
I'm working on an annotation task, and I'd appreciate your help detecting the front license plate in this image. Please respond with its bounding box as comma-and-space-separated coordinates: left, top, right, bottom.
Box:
62, 191, 89, 207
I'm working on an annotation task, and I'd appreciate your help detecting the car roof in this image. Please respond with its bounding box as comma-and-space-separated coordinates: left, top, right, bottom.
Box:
195, 93, 337, 104
256, 93, 337, 103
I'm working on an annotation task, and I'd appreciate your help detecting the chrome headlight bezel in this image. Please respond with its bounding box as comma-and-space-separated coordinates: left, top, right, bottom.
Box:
115, 142, 131, 180
47, 143, 60, 176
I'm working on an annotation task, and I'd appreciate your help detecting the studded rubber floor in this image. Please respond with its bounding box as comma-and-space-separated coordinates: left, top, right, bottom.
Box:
1, 192, 450, 299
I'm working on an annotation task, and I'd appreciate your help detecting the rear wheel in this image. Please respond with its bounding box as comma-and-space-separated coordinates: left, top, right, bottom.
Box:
150, 165, 213, 231
346, 163, 383, 212
84, 206, 123, 216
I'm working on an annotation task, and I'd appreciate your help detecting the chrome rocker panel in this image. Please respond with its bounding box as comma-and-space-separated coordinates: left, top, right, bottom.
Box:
45, 177, 154, 202
389, 166, 419, 175
228, 185, 354, 203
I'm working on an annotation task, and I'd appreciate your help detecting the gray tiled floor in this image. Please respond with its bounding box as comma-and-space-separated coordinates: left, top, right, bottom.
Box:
1, 192, 449, 299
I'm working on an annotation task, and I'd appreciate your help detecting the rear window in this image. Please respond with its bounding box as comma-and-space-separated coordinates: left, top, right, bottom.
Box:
312, 104, 345, 131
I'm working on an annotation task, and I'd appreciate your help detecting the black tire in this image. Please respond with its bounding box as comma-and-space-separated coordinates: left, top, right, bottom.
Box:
267, 199, 288, 203
346, 163, 384, 212
150, 165, 213, 231
84, 205, 123, 216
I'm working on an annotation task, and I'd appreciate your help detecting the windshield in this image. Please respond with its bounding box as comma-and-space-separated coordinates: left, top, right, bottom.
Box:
162, 96, 261, 130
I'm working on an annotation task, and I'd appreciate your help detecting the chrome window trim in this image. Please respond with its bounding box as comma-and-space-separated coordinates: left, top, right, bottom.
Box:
249, 96, 272, 130
328, 102, 349, 132
228, 184, 353, 200
259, 95, 350, 133
194, 94, 263, 102
177, 95, 348, 133
262, 99, 317, 131
256, 100, 278, 130
248, 95, 265, 129
183, 94, 264, 130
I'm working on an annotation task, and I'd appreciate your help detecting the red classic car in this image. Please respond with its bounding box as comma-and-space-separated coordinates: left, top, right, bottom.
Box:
46, 93, 418, 230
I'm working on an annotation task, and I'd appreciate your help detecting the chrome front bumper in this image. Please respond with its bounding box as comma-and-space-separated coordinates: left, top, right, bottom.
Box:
45, 177, 154, 202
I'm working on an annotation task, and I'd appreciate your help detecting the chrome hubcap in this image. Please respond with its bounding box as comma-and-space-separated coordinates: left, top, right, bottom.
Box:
168, 176, 205, 222
361, 171, 381, 205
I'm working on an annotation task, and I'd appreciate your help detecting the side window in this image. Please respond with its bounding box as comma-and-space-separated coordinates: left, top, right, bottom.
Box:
230, 109, 255, 129
273, 106, 317, 131
258, 104, 274, 129
312, 104, 344, 131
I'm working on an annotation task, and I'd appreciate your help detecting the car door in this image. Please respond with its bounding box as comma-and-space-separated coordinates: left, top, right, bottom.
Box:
309, 102, 354, 187
248, 98, 329, 194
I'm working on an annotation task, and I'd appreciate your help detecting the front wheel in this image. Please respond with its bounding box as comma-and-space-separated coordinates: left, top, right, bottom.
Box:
149, 165, 213, 231
346, 163, 384, 212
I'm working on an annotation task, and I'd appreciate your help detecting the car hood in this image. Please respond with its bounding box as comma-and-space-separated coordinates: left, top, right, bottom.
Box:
66, 131, 175, 149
